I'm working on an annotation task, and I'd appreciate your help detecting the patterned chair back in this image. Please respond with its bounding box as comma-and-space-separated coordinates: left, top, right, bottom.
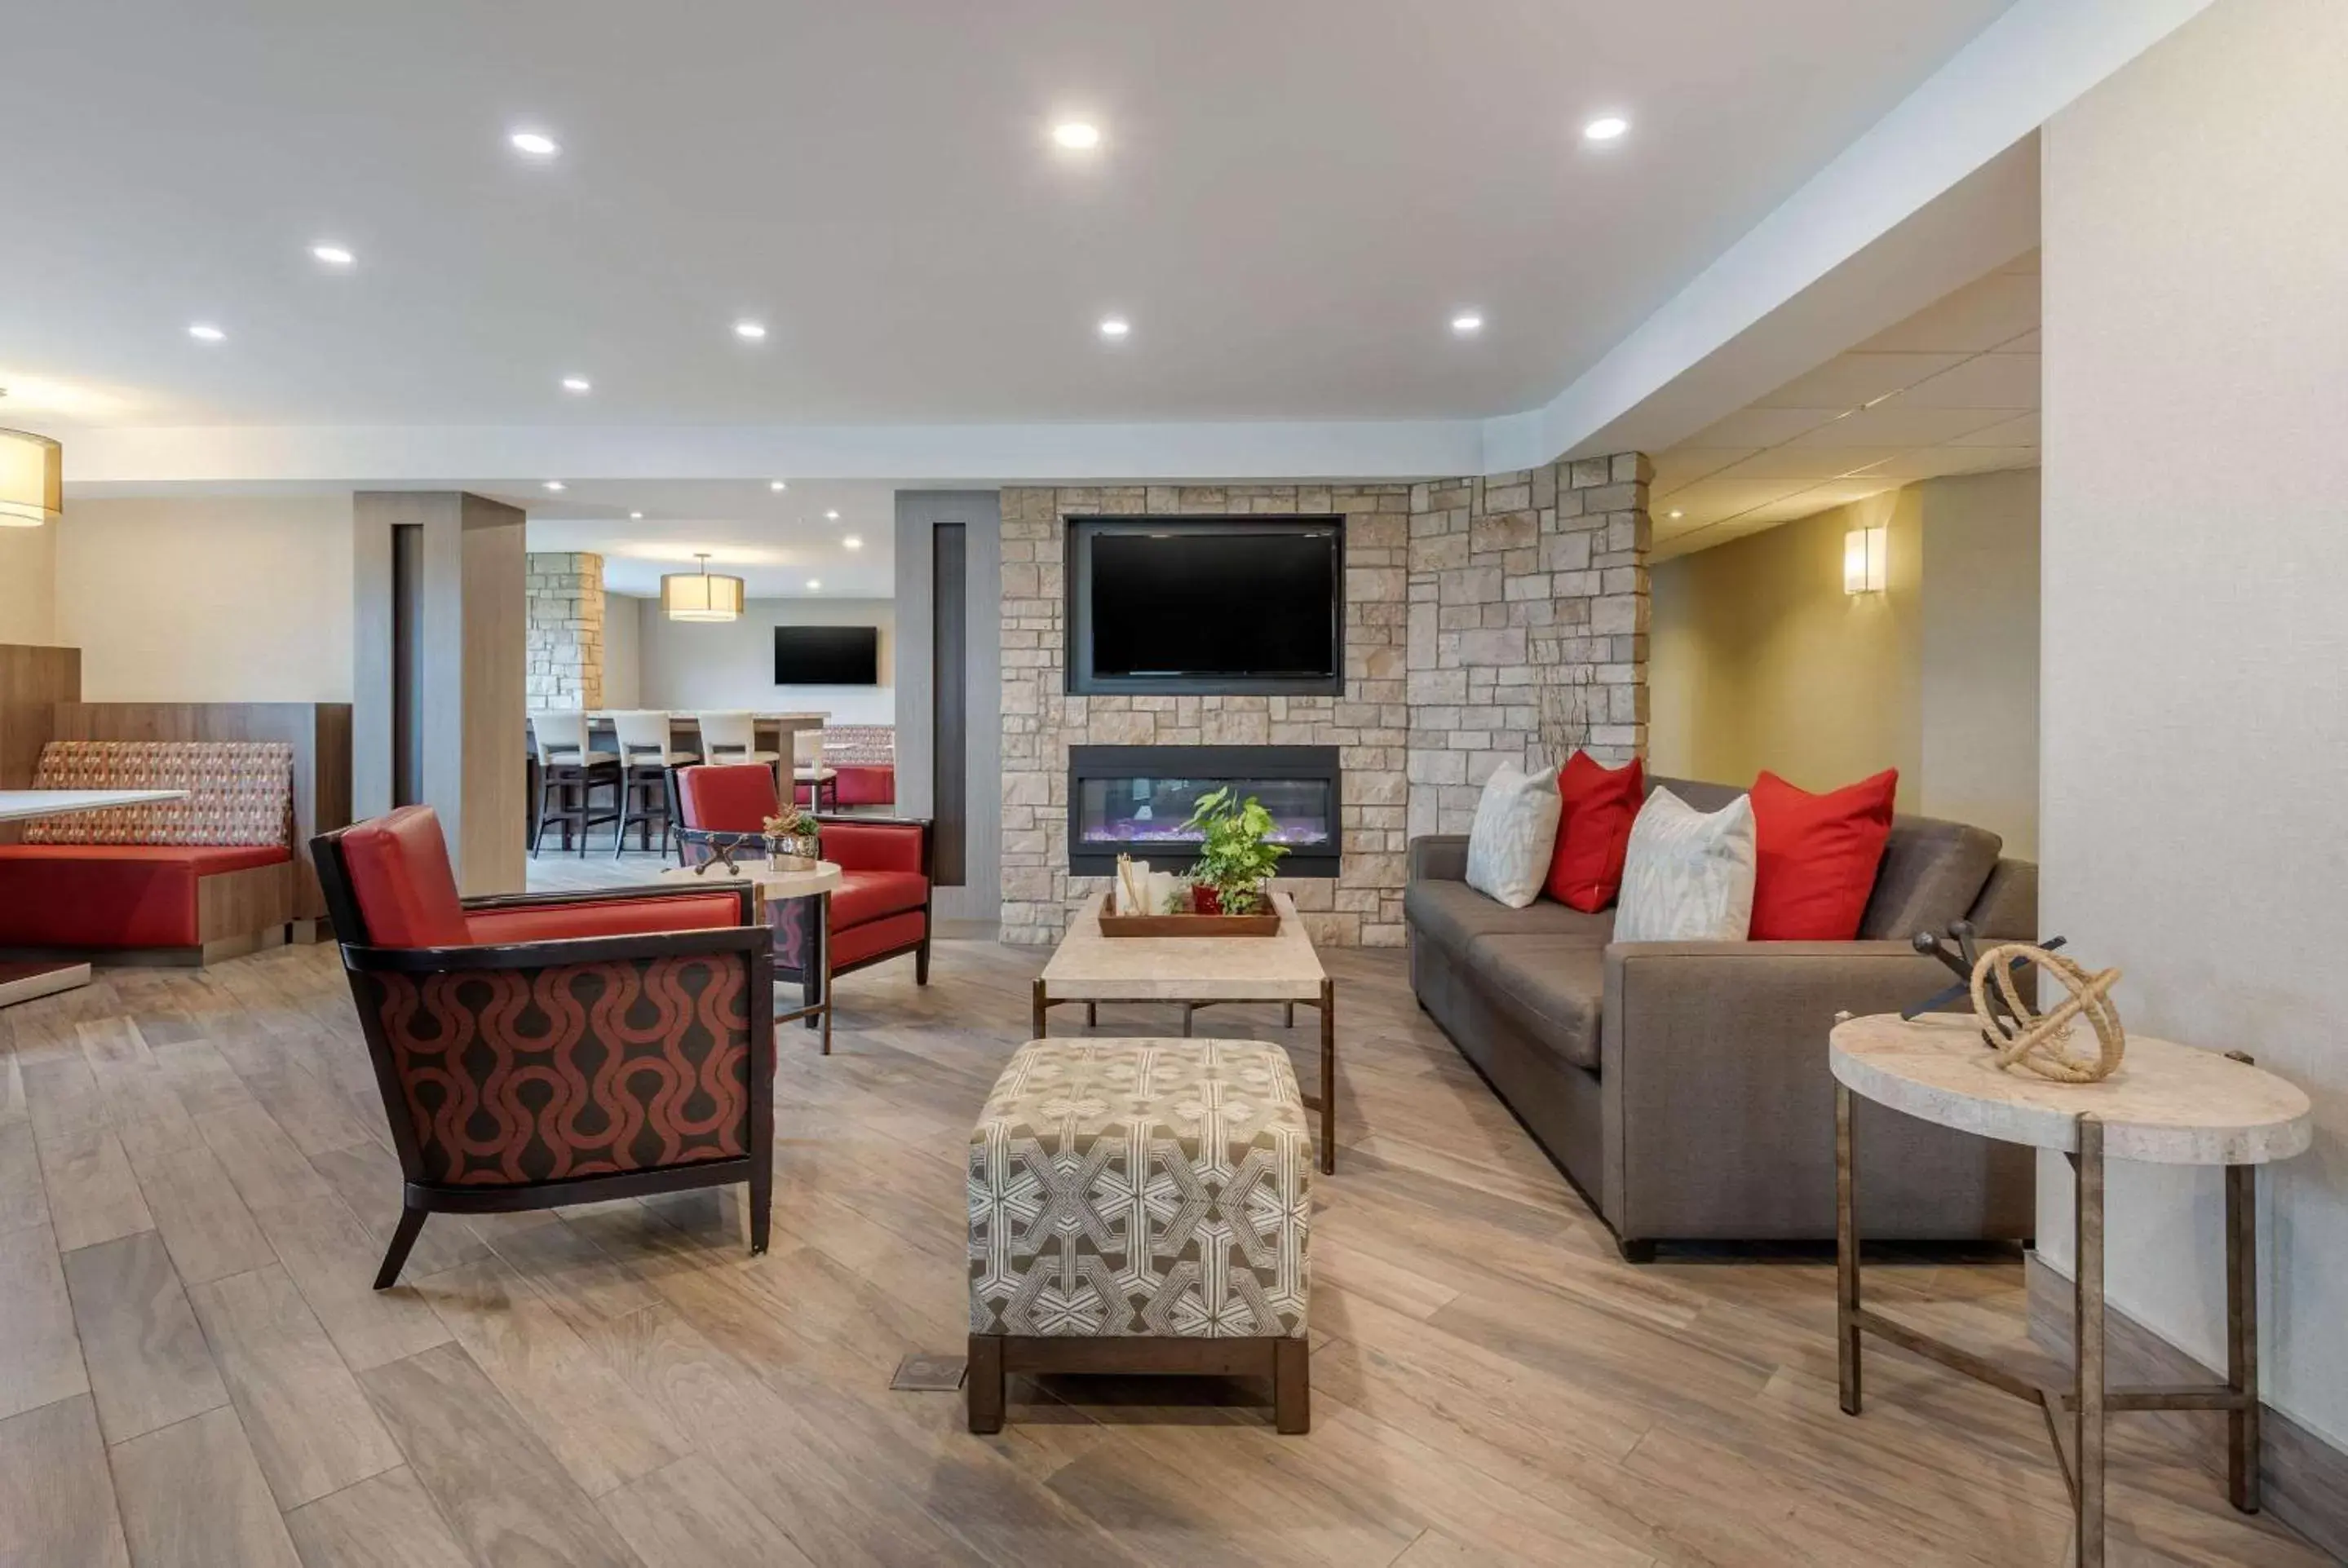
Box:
23, 740, 294, 848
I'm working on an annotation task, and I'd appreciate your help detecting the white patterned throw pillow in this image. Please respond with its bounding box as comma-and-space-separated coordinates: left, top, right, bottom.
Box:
1613, 787, 1758, 942
1463, 761, 1563, 909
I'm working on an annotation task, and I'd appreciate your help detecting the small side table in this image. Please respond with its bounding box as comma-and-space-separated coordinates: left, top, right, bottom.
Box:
1830, 1013, 2312, 1566
657, 859, 842, 1053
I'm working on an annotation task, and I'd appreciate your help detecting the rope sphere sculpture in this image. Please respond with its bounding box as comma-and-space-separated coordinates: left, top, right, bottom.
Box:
1970, 943, 2126, 1083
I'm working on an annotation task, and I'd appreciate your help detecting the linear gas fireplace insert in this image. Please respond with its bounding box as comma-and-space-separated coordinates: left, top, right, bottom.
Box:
1066, 744, 1341, 878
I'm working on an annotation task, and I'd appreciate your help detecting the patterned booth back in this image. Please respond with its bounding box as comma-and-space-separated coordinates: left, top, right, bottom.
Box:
24, 740, 295, 847
820, 724, 895, 765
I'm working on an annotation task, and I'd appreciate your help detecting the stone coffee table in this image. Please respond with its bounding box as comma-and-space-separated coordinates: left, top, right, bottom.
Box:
1033, 890, 1337, 1172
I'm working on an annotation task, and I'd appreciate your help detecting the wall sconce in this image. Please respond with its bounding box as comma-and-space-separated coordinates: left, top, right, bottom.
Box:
1843, 524, 1887, 594
0, 429, 63, 527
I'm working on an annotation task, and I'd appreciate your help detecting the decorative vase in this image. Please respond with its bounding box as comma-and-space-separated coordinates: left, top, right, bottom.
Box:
1190, 884, 1223, 916
763, 830, 818, 866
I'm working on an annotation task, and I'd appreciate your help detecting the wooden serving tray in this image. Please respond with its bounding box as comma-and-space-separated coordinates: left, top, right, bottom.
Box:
1098, 909, 1281, 939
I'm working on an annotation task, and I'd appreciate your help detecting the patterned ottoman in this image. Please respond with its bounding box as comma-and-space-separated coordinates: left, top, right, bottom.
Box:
966, 1036, 1313, 1433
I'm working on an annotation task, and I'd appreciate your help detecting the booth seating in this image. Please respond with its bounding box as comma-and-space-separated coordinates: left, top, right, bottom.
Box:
820, 724, 897, 808
674, 764, 933, 1018
0, 740, 298, 957
312, 805, 772, 1286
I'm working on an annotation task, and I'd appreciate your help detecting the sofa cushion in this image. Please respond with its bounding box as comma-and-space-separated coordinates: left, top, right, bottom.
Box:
1966, 859, 2038, 939
1405, 878, 1615, 956
464, 894, 743, 946
1464, 761, 1561, 909
0, 844, 291, 948
1857, 815, 2004, 939
1615, 788, 1758, 943
1461, 937, 1605, 1071
1749, 769, 1898, 941
831, 869, 927, 930
1545, 751, 1643, 912
337, 806, 471, 948
830, 764, 895, 806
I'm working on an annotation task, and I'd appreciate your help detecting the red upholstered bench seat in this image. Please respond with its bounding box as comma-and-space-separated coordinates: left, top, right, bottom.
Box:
831, 764, 895, 807
0, 844, 292, 948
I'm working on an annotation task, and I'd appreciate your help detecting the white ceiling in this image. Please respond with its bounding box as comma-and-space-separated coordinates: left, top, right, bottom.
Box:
3, 1, 2017, 435
519, 480, 898, 598
1651, 251, 2039, 557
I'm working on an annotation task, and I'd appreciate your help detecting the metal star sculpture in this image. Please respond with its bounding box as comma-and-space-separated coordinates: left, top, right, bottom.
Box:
1900, 920, 2068, 1046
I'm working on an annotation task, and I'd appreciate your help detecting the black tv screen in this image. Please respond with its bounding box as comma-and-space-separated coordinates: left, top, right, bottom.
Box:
774, 625, 879, 685
1072, 519, 1342, 694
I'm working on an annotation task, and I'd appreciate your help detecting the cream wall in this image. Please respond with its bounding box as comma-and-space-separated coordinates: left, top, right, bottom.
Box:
1650, 470, 2039, 853
601, 588, 642, 708
634, 595, 894, 725
2040, 0, 2348, 1451
55, 495, 355, 702
0, 522, 57, 645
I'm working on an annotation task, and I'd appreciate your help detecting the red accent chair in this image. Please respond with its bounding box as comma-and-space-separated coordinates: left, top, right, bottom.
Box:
311, 805, 772, 1288
674, 766, 934, 1027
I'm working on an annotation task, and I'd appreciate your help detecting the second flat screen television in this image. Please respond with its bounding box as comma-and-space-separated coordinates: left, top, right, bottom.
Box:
774, 625, 880, 685
1069, 518, 1342, 695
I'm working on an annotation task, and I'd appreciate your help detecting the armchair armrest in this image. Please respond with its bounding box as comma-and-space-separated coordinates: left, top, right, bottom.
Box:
1409, 834, 1470, 884
1598, 940, 2030, 1243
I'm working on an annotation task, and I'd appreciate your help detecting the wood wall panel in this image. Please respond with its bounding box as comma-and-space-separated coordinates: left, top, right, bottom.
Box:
0, 644, 81, 845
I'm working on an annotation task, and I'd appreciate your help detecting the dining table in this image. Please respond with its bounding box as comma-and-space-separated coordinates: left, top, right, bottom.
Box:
0, 788, 193, 1007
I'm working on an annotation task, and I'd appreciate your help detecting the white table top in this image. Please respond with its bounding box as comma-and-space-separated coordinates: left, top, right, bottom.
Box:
0, 788, 192, 825
654, 857, 842, 899
577, 712, 829, 723
1040, 890, 1326, 1001
1831, 1012, 2312, 1167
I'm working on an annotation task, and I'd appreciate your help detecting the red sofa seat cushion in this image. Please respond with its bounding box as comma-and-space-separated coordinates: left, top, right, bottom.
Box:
0, 844, 291, 948
1543, 752, 1644, 912
337, 806, 472, 948
678, 765, 778, 833
1749, 768, 1899, 941
466, 894, 744, 946
830, 764, 895, 807
830, 909, 926, 970
830, 869, 927, 930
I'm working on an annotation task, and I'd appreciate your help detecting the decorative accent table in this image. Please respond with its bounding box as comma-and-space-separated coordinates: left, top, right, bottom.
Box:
0, 788, 191, 1007
1033, 890, 1336, 1172
657, 858, 842, 1052
1831, 1013, 2313, 1567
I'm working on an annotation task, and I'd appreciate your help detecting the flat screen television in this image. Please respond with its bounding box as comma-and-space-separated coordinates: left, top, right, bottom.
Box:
1067, 517, 1344, 695
774, 625, 880, 686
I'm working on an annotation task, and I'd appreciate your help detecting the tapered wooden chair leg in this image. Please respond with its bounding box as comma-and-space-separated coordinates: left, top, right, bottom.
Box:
373, 1206, 428, 1291
967, 1336, 1006, 1433
1274, 1337, 1311, 1434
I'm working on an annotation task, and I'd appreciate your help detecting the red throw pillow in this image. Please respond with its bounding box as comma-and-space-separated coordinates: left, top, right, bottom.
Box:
1542, 752, 1645, 912
1749, 769, 1899, 940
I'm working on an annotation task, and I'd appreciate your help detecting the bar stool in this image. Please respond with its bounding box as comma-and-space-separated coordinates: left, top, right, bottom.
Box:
611, 711, 698, 860
791, 725, 838, 811
528, 711, 621, 856
696, 711, 781, 797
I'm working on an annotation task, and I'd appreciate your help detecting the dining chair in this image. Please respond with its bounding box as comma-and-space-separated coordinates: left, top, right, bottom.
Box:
528, 710, 621, 856
611, 710, 696, 860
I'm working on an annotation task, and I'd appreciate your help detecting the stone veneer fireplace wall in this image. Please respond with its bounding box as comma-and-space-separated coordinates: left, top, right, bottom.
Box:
999, 457, 1648, 947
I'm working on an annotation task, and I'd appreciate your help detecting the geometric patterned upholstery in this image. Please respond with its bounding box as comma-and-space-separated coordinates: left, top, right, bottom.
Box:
969, 1037, 1312, 1339
819, 724, 895, 764
24, 740, 294, 847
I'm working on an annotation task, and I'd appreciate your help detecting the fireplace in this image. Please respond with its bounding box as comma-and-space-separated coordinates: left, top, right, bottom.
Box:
1067, 745, 1341, 878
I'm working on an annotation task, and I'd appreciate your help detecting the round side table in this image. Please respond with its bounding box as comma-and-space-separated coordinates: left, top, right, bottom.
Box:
1830, 1012, 2310, 1566
658, 859, 843, 1053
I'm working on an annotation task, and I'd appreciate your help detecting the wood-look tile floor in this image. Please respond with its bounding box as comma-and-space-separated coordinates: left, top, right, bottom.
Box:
0, 864, 2328, 1565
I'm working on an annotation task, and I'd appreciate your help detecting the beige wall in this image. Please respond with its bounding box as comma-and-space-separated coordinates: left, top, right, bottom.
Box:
1650, 470, 2038, 853
601, 588, 642, 708
2040, 0, 2348, 1452
55, 495, 355, 702
0, 522, 57, 645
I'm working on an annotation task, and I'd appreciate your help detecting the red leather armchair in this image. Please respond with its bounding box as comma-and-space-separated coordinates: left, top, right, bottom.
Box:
675, 766, 934, 1027
311, 806, 773, 1288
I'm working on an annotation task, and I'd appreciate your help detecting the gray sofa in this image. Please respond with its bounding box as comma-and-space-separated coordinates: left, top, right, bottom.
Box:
1406, 776, 2036, 1259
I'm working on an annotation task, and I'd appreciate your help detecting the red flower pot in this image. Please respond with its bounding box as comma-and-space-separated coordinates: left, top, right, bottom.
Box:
1189, 884, 1223, 915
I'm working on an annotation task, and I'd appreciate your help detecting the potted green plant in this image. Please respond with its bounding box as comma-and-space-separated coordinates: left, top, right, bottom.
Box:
1181, 787, 1288, 915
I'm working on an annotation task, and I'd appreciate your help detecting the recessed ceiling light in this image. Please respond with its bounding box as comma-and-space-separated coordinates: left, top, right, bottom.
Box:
1099, 316, 1130, 339
805, 579, 821, 590
187, 323, 225, 342
311, 244, 354, 267
542, 480, 565, 492
769, 479, 788, 492
825, 509, 840, 521
734, 320, 767, 341
842, 536, 863, 550
630, 510, 643, 519
509, 130, 559, 157
1451, 312, 1484, 335
1669, 510, 1684, 519
1052, 121, 1103, 150
560, 376, 590, 394
1583, 115, 1629, 143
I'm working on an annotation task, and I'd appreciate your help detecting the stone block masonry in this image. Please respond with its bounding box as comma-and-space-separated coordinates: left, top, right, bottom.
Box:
526, 552, 604, 709
999, 457, 1647, 946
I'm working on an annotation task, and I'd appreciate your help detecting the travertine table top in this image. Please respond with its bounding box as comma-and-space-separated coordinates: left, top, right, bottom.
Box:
1831, 1013, 2312, 1166
1040, 891, 1326, 1001
655, 858, 842, 899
